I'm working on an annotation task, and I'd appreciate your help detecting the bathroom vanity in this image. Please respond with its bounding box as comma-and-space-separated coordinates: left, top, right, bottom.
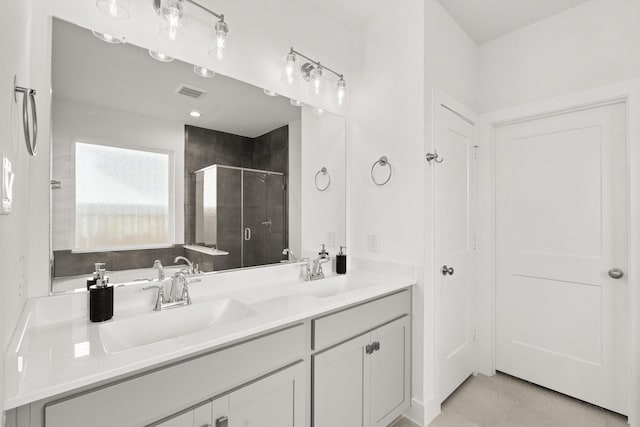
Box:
4, 264, 414, 427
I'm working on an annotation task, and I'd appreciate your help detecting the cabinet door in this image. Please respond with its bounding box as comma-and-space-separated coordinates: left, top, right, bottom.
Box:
313, 333, 371, 427
211, 363, 305, 427
154, 402, 212, 427
370, 316, 410, 427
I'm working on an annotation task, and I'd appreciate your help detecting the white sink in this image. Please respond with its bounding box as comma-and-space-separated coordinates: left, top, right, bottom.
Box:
99, 299, 260, 354
290, 276, 372, 299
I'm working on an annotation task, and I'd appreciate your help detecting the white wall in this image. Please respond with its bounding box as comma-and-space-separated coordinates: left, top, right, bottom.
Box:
51, 98, 185, 250
288, 120, 302, 260
301, 107, 347, 258
0, 0, 33, 425
479, 0, 640, 112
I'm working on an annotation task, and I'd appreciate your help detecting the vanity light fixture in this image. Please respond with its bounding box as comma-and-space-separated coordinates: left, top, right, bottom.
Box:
263, 89, 279, 97
290, 99, 302, 107
91, 30, 125, 44
189, 110, 201, 117
96, 0, 130, 20
148, 50, 174, 62
283, 47, 347, 105
152, 0, 229, 60
193, 65, 215, 78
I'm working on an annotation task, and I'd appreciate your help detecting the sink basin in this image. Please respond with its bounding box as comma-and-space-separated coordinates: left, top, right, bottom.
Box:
290, 276, 372, 299
99, 299, 260, 354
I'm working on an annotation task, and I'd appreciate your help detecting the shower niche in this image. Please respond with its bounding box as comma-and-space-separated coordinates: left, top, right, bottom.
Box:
195, 165, 287, 270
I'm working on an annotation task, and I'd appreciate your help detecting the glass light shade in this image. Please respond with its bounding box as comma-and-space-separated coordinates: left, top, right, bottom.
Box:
159, 0, 184, 41
209, 20, 230, 61
193, 65, 215, 78
281, 53, 298, 85
309, 66, 326, 98
336, 79, 347, 106
96, 0, 130, 20
91, 30, 124, 44
290, 99, 302, 107
148, 50, 174, 62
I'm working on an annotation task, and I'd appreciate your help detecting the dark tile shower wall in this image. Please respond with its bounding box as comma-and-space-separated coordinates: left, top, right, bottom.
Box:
185, 124, 289, 271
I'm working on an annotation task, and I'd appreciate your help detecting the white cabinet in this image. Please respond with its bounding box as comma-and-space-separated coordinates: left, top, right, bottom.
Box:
155, 363, 305, 427
313, 316, 410, 427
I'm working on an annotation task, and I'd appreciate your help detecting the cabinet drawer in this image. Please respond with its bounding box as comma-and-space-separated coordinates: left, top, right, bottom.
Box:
45, 324, 304, 427
312, 289, 410, 351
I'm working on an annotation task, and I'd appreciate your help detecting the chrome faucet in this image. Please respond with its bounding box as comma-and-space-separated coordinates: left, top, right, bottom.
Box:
153, 259, 165, 281
174, 256, 199, 275
144, 270, 200, 311
307, 244, 330, 281
282, 248, 298, 262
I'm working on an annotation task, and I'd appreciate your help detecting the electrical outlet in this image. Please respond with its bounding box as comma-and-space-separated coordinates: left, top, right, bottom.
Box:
367, 234, 379, 252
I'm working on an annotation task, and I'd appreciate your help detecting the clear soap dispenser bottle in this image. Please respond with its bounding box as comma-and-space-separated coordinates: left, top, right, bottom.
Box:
89, 264, 114, 322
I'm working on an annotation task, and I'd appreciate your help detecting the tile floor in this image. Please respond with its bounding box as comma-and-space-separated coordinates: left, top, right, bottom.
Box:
391, 372, 628, 427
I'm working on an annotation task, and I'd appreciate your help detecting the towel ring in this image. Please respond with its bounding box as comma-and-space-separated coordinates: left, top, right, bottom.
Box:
314, 167, 331, 191
14, 76, 38, 157
371, 156, 392, 186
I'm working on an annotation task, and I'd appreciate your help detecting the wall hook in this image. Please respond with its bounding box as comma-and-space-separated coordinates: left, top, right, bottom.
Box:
425, 150, 443, 164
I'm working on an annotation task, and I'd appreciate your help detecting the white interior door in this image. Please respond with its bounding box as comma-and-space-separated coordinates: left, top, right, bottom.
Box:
495, 102, 628, 415
435, 105, 477, 402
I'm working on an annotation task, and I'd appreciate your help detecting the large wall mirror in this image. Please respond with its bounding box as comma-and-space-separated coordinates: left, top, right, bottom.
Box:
51, 18, 346, 293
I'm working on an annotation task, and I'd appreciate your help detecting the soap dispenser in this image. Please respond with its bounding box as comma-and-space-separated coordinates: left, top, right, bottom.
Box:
89, 265, 114, 322
337, 246, 347, 275
86, 262, 102, 290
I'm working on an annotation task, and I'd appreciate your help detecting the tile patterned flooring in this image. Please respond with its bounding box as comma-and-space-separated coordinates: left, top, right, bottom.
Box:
392, 372, 628, 427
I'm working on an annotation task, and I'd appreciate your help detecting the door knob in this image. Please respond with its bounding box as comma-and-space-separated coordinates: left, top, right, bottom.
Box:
441, 265, 454, 276
608, 268, 624, 279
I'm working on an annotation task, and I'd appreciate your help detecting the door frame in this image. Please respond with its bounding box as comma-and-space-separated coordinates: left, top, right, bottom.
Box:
430, 90, 480, 406
475, 79, 640, 425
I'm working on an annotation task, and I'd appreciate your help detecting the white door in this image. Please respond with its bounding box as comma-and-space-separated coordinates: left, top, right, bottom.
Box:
434, 105, 477, 402
313, 333, 370, 427
370, 316, 411, 427
495, 102, 628, 415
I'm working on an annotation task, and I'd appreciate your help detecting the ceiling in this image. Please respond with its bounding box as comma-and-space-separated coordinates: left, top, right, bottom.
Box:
52, 19, 300, 139
436, 0, 590, 44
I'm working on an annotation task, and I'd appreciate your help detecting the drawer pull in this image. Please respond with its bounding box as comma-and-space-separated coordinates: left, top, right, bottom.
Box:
216, 416, 229, 427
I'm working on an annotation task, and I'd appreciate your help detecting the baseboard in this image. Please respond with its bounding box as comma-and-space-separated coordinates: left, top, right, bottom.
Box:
402, 398, 427, 426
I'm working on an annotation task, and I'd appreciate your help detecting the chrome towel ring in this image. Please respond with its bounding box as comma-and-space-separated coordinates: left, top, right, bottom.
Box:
14, 76, 38, 156
314, 167, 331, 191
371, 156, 392, 186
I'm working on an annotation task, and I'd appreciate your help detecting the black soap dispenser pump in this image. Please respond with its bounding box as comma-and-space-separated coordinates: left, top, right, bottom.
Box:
89, 265, 114, 322
337, 246, 347, 275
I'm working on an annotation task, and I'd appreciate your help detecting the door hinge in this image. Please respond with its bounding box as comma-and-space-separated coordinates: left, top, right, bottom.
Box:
473, 145, 479, 160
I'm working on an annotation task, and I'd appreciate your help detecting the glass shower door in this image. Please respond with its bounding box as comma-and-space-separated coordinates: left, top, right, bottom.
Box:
242, 170, 286, 267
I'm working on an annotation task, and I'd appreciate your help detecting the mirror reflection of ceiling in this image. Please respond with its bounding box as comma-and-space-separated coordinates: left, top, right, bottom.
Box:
52, 19, 301, 138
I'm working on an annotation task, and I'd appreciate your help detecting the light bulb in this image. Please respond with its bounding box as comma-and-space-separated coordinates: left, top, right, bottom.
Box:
281, 52, 298, 85
190, 111, 201, 117
159, 0, 184, 41
209, 20, 230, 61
336, 78, 347, 106
96, 0, 130, 20
91, 30, 124, 44
309, 66, 325, 98
149, 50, 174, 62
193, 65, 215, 78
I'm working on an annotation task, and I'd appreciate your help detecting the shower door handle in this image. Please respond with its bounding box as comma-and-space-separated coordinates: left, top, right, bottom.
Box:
244, 228, 251, 241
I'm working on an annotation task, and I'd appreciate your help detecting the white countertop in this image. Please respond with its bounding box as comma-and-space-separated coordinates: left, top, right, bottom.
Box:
4, 260, 415, 410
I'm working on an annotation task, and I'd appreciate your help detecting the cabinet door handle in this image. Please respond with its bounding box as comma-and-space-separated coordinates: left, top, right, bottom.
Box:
216, 416, 228, 427
374, 341, 381, 351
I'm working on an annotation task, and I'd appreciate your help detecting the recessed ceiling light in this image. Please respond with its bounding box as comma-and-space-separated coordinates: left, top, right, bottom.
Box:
193, 65, 215, 78
91, 30, 124, 44
190, 111, 202, 118
312, 107, 325, 115
290, 99, 302, 107
148, 50, 174, 62
263, 89, 279, 97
